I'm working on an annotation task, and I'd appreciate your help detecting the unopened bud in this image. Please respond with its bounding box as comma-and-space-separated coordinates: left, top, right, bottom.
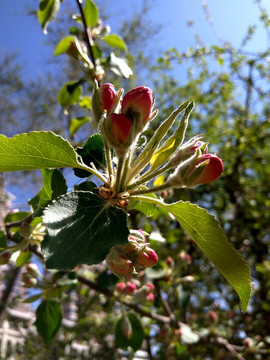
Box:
106, 247, 134, 280
125, 282, 137, 294
135, 246, 158, 268
26, 263, 41, 278
92, 82, 119, 123
168, 151, 223, 188
121, 86, 154, 133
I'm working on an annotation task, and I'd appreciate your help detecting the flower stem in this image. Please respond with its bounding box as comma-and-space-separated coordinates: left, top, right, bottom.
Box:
129, 182, 171, 196
104, 141, 113, 180
115, 156, 125, 193
126, 162, 172, 191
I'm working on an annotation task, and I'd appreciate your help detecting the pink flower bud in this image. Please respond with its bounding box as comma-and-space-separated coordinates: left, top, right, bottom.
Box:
100, 83, 118, 114
109, 113, 132, 145
192, 154, 223, 185
116, 282, 126, 292
190, 140, 208, 154
121, 86, 153, 125
146, 292, 154, 302
125, 282, 137, 294
92, 83, 118, 123
145, 283, 155, 292
136, 247, 158, 268
107, 253, 134, 280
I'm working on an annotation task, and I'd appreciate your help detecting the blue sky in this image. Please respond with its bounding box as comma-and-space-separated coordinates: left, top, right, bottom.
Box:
1, 0, 270, 82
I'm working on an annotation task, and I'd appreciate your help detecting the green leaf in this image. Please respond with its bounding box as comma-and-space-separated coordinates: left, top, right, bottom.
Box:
115, 312, 144, 351
54, 36, 74, 56
133, 196, 251, 311
79, 96, 92, 110
58, 81, 82, 108
16, 251, 32, 267
0, 131, 91, 173
103, 34, 127, 51
73, 180, 97, 193
84, 0, 98, 27
74, 133, 105, 178
69, 116, 90, 136
166, 201, 251, 311
129, 190, 157, 217
39, 169, 68, 210
34, 300, 62, 343
0, 230, 7, 250
21, 293, 42, 304
42, 191, 129, 270
38, 0, 61, 34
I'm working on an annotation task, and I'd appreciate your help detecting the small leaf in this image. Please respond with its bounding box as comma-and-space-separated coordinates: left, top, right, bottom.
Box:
74, 133, 105, 178
84, 0, 98, 27
103, 34, 127, 51
54, 36, 74, 56
34, 300, 62, 343
73, 180, 97, 192
42, 191, 129, 270
21, 293, 42, 304
115, 312, 144, 351
16, 251, 32, 267
79, 96, 92, 109
0, 131, 91, 173
69, 116, 90, 136
58, 81, 82, 108
39, 169, 68, 210
38, 0, 61, 34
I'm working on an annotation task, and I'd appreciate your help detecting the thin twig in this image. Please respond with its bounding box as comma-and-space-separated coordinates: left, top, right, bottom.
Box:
75, 0, 96, 68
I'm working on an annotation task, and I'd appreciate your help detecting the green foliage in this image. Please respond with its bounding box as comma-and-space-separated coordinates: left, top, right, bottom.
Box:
38, 169, 68, 211
74, 133, 105, 177
38, 0, 61, 34
0, 131, 91, 172
54, 36, 74, 56
58, 81, 82, 108
103, 34, 127, 51
42, 191, 129, 270
115, 312, 144, 351
34, 300, 62, 343
84, 0, 99, 28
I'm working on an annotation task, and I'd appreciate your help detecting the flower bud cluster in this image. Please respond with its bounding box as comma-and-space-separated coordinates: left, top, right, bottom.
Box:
93, 84, 156, 157
106, 230, 158, 280
21, 262, 41, 288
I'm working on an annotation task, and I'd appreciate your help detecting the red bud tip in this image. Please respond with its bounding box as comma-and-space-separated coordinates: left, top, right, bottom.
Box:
100, 83, 118, 114
136, 247, 158, 268
109, 113, 132, 144
125, 282, 137, 294
121, 86, 153, 124
193, 154, 223, 185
